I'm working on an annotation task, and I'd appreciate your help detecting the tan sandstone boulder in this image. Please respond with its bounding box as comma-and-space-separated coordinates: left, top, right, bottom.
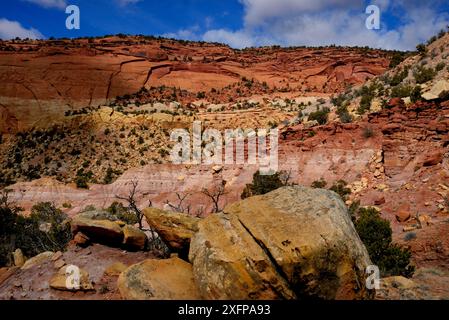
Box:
71, 216, 124, 246
49, 265, 94, 291
117, 257, 200, 300
21, 252, 54, 270
143, 208, 200, 256
122, 225, 147, 250
189, 186, 374, 300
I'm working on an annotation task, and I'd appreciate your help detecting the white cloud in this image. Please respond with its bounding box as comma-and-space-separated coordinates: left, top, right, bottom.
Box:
0, 18, 44, 40
23, 0, 67, 9
195, 0, 449, 50
203, 29, 256, 48
240, 0, 361, 26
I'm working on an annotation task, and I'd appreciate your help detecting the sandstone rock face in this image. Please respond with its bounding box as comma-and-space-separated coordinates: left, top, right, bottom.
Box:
122, 225, 147, 250
143, 208, 200, 256
117, 257, 200, 300
189, 186, 374, 300
0, 37, 389, 133
71, 216, 124, 246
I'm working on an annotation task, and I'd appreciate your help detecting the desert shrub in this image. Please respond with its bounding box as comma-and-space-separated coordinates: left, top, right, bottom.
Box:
106, 201, 139, 225
391, 85, 413, 98
75, 169, 92, 189
0, 198, 71, 267
308, 107, 330, 125
410, 86, 422, 103
413, 66, 436, 84
103, 167, 121, 185
357, 94, 373, 114
336, 105, 352, 123
389, 52, 408, 68
331, 94, 346, 107
196, 91, 206, 99
241, 170, 290, 199
436, 62, 446, 72
389, 67, 409, 86
354, 207, 414, 277
416, 43, 427, 55
329, 180, 351, 202
311, 178, 327, 189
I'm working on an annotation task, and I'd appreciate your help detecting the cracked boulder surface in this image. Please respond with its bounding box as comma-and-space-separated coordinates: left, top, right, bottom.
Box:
189, 186, 374, 300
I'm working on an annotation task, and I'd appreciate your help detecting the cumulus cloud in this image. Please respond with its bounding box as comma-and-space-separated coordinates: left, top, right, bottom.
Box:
167, 0, 449, 50
23, 0, 67, 9
0, 18, 44, 40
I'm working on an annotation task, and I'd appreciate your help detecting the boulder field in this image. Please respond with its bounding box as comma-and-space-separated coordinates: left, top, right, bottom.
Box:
119, 186, 374, 300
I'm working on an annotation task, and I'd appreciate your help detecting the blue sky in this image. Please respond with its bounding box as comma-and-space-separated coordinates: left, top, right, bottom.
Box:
1, 0, 449, 50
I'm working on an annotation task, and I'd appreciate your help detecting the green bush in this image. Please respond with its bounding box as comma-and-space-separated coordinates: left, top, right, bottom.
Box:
391, 84, 413, 98
329, 180, 351, 202
308, 107, 330, 125
241, 171, 290, 199
336, 105, 352, 123
389, 67, 409, 86
311, 178, 327, 189
107, 201, 139, 225
413, 66, 436, 84
357, 94, 373, 114
0, 199, 71, 267
354, 207, 414, 277
416, 43, 427, 55
436, 62, 446, 72
410, 86, 422, 103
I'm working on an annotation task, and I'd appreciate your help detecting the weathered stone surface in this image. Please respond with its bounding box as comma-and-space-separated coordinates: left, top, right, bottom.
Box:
423, 151, 443, 167
104, 262, 128, 276
122, 225, 147, 250
422, 80, 449, 101
49, 266, 94, 291
143, 208, 200, 255
189, 186, 374, 300
21, 252, 54, 270
117, 257, 201, 300
71, 216, 124, 246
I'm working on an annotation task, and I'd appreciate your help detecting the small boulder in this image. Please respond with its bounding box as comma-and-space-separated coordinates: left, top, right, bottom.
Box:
71, 216, 124, 246
50, 265, 94, 291
117, 257, 200, 300
13, 249, 26, 267
123, 225, 147, 250
396, 210, 411, 222
73, 232, 90, 247
423, 151, 443, 167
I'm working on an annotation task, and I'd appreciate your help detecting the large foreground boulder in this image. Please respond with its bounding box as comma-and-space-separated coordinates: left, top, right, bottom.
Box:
189, 186, 374, 300
143, 208, 200, 257
117, 257, 200, 300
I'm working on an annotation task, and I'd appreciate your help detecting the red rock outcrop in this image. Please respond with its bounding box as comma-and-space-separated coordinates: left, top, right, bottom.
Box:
0, 36, 389, 133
